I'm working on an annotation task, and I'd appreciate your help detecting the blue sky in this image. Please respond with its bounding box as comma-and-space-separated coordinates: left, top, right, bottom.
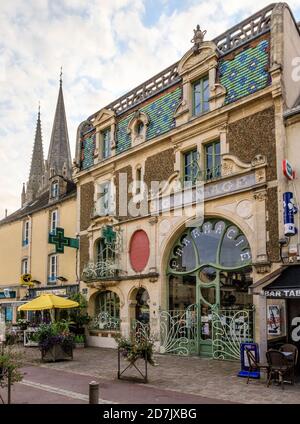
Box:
0, 0, 300, 216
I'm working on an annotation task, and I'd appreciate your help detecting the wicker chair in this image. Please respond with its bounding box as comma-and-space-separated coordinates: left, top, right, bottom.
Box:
245, 348, 270, 384
266, 349, 295, 389
279, 344, 298, 365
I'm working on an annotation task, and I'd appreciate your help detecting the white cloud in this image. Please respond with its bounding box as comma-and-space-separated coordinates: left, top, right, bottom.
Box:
0, 0, 299, 218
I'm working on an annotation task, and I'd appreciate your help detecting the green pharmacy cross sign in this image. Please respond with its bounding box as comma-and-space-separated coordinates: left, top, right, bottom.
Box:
49, 227, 79, 253
102, 225, 116, 245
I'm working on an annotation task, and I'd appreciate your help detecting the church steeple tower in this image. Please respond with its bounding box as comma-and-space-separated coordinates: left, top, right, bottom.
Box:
47, 69, 72, 179
26, 104, 45, 203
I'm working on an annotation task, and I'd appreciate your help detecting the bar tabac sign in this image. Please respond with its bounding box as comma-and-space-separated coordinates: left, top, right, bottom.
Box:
264, 289, 300, 298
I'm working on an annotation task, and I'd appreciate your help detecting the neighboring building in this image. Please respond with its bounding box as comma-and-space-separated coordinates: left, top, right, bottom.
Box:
79, 4, 298, 363
0, 76, 78, 323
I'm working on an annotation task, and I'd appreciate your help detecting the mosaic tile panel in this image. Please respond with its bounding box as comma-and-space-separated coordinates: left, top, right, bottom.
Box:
116, 87, 181, 154
81, 132, 95, 170
219, 39, 270, 104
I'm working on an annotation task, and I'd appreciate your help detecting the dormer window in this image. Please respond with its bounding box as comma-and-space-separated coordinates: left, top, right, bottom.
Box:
136, 121, 144, 136
101, 128, 111, 159
192, 76, 209, 116
127, 111, 149, 147
51, 181, 59, 199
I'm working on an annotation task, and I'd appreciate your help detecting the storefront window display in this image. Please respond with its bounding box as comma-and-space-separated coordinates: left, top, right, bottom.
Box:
167, 218, 253, 358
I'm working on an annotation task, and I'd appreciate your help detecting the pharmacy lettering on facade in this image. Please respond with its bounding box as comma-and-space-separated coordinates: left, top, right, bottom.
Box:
164, 218, 253, 360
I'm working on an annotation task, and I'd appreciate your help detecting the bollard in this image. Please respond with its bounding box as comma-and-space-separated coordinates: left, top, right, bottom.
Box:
89, 381, 99, 404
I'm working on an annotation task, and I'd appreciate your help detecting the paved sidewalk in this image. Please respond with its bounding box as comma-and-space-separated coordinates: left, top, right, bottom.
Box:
6, 346, 300, 404
2, 365, 232, 404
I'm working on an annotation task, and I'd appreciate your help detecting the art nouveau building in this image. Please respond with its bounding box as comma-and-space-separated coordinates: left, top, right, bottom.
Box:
74, 3, 300, 361
0, 77, 78, 322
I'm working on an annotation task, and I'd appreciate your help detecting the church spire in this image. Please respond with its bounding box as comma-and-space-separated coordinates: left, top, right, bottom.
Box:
26, 104, 45, 203
47, 70, 72, 179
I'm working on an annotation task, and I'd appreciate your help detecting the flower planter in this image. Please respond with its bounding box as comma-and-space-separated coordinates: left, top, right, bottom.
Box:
41, 344, 73, 362
74, 342, 85, 349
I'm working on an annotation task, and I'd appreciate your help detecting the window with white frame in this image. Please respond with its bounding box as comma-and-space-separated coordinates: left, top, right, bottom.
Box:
48, 255, 57, 284
51, 181, 59, 199
50, 210, 58, 234
22, 220, 30, 246
21, 258, 29, 275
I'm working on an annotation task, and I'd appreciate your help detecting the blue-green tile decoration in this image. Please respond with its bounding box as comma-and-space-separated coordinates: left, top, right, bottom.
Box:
219, 39, 270, 104
81, 133, 96, 170
116, 87, 182, 154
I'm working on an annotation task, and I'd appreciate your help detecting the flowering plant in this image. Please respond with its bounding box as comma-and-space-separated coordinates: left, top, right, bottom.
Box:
35, 321, 74, 352
114, 333, 157, 366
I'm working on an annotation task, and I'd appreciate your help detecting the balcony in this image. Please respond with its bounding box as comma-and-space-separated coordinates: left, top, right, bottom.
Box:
182, 164, 222, 188
82, 260, 119, 282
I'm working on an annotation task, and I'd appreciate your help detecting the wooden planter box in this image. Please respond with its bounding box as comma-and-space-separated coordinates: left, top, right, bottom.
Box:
41, 344, 73, 362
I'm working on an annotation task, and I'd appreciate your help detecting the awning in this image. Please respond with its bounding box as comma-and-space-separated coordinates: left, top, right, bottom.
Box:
263, 265, 300, 298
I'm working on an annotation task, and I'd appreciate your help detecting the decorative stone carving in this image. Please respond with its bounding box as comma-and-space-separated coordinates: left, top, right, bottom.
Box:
253, 190, 267, 202
222, 154, 251, 176
251, 154, 267, 168
253, 254, 271, 274
236, 200, 253, 220
191, 25, 207, 53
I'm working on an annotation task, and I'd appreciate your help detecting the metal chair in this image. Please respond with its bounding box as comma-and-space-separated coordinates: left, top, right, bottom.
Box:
245, 348, 270, 384
266, 349, 294, 389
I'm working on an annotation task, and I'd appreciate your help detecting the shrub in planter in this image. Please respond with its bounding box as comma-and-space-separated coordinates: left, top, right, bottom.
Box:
74, 334, 85, 348
35, 321, 74, 362
115, 334, 157, 366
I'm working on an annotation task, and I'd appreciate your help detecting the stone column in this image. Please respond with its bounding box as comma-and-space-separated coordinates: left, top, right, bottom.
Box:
253, 292, 268, 361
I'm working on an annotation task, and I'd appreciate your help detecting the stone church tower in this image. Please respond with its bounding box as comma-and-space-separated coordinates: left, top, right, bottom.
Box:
22, 73, 72, 206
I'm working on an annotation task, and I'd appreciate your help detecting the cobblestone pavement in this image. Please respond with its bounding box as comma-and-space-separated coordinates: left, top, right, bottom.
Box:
11, 346, 300, 404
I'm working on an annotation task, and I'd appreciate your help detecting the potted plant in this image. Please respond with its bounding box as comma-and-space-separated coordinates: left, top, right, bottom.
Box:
74, 334, 85, 348
35, 321, 74, 362
115, 334, 157, 366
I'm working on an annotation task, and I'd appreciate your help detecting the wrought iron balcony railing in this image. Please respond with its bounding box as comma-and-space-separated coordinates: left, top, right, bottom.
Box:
182, 164, 222, 188
82, 260, 119, 282
89, 312, 121, 331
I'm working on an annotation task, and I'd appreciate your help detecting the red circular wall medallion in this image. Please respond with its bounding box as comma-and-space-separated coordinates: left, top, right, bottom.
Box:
129, 230, 150, 272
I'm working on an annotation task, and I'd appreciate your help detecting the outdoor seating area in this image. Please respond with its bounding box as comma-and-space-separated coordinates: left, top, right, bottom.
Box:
1, 293, 91, 363
246, 344, 299, 390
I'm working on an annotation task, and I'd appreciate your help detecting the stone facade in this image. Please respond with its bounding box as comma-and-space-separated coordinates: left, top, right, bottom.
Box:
228, 107, 276, 181
80, 182, 94, 231
73, 4, 300, 360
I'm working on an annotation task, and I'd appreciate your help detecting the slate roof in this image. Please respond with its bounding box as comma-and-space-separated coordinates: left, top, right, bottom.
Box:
0, 181, 76, 226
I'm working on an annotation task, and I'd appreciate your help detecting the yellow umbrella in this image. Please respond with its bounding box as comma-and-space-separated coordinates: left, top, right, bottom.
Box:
18, 293, 79, 311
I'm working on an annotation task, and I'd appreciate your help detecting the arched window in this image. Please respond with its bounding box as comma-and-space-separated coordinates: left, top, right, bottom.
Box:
168, 218, 252, 311
92, 290, 120, 330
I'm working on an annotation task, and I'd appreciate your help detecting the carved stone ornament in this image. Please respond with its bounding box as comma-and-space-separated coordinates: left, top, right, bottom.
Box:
253, 254, 271, 274
222, 154, 251, 177
251, 154, 267, 168
253, 190, 267, 202
191, 25, 207, 53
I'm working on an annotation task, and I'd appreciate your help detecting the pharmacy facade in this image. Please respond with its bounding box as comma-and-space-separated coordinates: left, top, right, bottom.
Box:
75, 3, 300, 360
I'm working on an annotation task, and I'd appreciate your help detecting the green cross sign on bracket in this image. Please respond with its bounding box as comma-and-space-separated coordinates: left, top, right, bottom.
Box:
49, 227, 79, 253
102, 225, 116, 245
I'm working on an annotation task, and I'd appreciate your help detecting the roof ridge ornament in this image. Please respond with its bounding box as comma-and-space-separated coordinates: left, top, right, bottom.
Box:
191, 24, 207, 53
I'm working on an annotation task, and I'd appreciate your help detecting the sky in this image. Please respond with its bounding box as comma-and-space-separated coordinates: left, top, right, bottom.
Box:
1, 0, 300, 218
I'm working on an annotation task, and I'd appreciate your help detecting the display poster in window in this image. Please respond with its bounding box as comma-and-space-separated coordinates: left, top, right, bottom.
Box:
267, 305, 281, 335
